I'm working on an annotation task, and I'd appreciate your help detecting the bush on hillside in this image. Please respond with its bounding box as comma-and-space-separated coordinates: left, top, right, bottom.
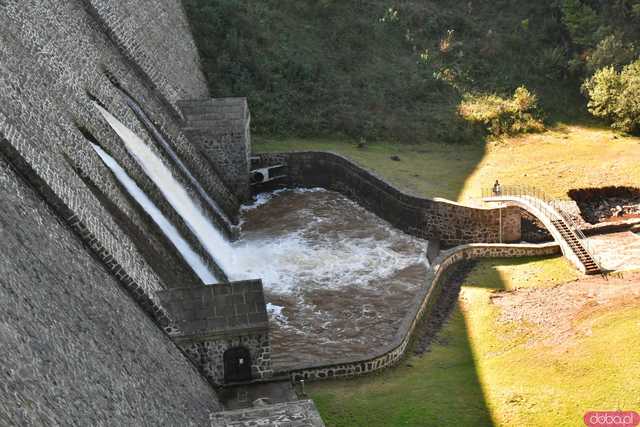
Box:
583, 60, 640, 133
586, 34, 637, 74
458, 86, 544, 137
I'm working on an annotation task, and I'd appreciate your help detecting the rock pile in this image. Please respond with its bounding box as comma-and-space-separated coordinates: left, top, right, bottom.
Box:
585, 198, 640, 223
568, 186, 640, 225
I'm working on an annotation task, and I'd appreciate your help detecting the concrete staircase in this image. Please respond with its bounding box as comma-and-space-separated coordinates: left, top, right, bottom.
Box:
483, 186, 604, 275
550, 219, 600, 274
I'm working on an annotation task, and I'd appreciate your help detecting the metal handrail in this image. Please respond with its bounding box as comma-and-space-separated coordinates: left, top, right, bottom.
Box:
482, 185, 603, 271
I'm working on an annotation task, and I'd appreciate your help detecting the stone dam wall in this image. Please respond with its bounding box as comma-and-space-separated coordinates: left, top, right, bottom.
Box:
0, 157, 221, 425
254, 152, 522, 246
0, 0, 238, 423
0, 0, 242, 296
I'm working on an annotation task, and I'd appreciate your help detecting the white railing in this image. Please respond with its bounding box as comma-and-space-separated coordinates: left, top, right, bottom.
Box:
482, 185, 603, 271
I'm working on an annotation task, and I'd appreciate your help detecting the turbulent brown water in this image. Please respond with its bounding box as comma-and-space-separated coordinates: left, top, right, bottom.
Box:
235, 188, 428, 369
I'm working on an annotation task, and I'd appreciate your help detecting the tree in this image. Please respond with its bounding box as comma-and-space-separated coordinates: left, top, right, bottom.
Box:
586, 34, 637, 74
561, 0, 600, 48
583, 60, 640, 132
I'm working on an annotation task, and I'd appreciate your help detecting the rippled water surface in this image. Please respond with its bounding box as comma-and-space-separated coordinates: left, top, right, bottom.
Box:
235, 189, 428, 369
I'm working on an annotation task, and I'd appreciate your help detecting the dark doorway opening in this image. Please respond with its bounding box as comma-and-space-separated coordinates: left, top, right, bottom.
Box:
224, 346, 252, 383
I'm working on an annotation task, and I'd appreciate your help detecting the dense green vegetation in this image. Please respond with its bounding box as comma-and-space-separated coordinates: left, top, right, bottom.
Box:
584, 59, 640, 132
184, 0, 640, 142
184, 0, 640, 141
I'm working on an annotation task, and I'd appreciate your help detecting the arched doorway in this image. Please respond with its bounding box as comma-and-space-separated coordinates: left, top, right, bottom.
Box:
223, 346, 252, 383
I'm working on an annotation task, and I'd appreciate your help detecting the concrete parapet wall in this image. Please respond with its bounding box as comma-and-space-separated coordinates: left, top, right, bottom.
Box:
254, 152, 521, 246
286, 242, 560, 382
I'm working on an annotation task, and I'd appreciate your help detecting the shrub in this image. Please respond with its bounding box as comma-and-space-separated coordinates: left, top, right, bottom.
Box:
458, 86, 544, 137
586, 34, 637, 74
583, 59, 640, 132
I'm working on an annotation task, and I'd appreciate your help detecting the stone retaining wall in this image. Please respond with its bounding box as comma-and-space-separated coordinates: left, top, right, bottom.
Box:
254, 152, 521, 246
286, 242, 560, 382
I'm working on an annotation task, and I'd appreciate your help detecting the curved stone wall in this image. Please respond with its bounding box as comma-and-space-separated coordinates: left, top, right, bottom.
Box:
254, 152, 522, 246
286, 242, 560, 382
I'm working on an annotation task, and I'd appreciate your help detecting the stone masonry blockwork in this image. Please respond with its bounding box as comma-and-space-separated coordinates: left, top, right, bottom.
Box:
0, 158, 221, 425
158, 281, 273, 385
180, 98, 252, 202
0, 0, 240, 290
0, 0, 240, 423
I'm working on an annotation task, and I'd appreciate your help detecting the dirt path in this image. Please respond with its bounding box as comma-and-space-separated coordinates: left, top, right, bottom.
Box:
490, 271, 640, 347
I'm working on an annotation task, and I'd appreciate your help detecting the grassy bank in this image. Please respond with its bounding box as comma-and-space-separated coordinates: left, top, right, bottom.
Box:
307, 258, 640, 426
254, 125, 640, 201
254, 136, 486, 201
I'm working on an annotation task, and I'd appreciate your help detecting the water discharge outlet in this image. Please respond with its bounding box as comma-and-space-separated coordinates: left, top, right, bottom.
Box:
91, 143, 220, 284
124, 96, 237, 235
93, 102, 237, 277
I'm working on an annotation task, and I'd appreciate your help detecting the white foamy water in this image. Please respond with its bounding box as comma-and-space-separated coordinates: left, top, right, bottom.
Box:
91, 143, 218, 284
94, 103, 236, 276
232, 189, 428, 294
266, 303, 288, 325
240, 187, 326, 213
125, 98, 234, 230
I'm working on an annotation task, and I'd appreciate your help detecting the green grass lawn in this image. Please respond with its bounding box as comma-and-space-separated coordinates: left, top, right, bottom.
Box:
254, 125, 640, 202
307, 257, 640, 427
254, 136, 486, 201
